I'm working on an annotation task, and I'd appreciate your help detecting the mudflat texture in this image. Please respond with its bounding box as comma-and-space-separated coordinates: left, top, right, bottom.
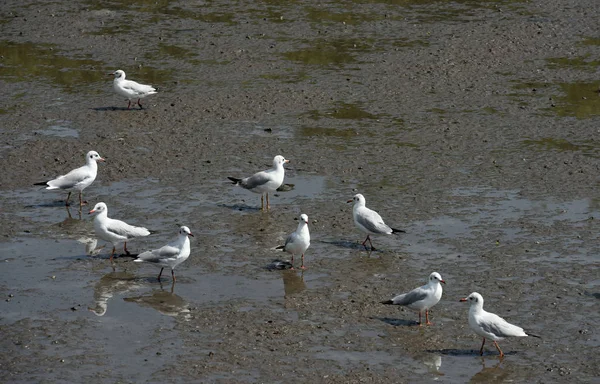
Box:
1, 0, 599, 382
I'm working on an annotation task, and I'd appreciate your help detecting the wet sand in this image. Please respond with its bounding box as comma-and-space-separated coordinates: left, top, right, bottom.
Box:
1, 0, 599, 382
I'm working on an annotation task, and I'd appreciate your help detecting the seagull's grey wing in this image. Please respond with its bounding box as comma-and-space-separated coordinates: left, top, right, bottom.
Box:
477, 314, 524, 338
122, 80, 156, 95
356, 208, 392, 234
47, 166, 92, 189
105, 219, 150, 238
283, 232, 297, 248
240, 171, 272, 190
137, 245, 179, 263
391, 288, 428, 306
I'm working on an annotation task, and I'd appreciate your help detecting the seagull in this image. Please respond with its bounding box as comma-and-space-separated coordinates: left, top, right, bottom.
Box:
134, 226, 193, 282
460, 292, 540, 357
276, 213, 310, 269
228, 155, 290, 210
89, 202, 151, 261
34, 150, 105, 208
110, 69, 157, 110
347, 193, 405, 250
382, 272, 445, 326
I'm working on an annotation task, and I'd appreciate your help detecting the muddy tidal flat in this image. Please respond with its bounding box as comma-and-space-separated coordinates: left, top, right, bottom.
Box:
1, 0, 599, 382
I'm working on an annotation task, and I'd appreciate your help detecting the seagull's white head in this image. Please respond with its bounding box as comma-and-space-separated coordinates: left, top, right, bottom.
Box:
460, 292, 484, 308
179, 226, 194, 237
429, 272, 445, 285
86, 151, 105, 164
347, 193, 366, 206
111, 70, 126, 80
273, 155, 290, 168
299, 213, 309, 224
89, 202, 108, 215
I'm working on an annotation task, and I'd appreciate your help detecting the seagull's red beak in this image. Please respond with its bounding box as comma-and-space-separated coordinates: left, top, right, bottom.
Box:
284, 159, 290, 164
188, 233, 194, 237
98, 157, 106, 162
440, 280, 446, 284
89, 209, 96, 214
346, 199, 353, 203
459, 298, 467, 302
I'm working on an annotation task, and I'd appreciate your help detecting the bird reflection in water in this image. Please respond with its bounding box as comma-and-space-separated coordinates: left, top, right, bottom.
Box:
88, 271, 142, 316
470, 358, 506, 383
282, 269, 306, 297
123, 282, 191, 319
77, 237, 104, 256
420, 353, 442, 374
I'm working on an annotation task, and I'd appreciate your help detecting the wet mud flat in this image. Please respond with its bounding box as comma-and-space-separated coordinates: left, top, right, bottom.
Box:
1, 0, 599, 382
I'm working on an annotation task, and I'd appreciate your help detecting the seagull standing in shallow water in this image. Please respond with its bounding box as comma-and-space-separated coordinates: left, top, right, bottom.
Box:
276, 213, 310, 270
228, 155, 290, 210
89, 202, 151, 261
35, 150, 105, 208
348, 193, 405, 250
382, 272, 445, 326
135, 226, 193, 282
110, 69, 157, 110
460, 292, 540, 357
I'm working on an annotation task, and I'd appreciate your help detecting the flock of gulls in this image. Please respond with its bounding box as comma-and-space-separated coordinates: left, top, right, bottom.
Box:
33, 71, 540, 358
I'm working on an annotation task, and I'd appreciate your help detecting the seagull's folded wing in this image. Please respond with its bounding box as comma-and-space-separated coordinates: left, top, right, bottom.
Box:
241, 171, 272, 190
392, 288, 428, 306
137, 245, 180, 263
47, 166, 91, 189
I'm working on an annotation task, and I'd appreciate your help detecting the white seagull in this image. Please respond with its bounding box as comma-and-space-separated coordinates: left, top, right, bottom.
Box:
382, 272, 445, 326
228, 155, 290, 210
110, 69, 157, 110
276, 213, 310, 269
35, 150, 105, 208
347, 193, 405, 250
460, 292, 540, 357
89, 202, 151, 261
134, 226, 193, 282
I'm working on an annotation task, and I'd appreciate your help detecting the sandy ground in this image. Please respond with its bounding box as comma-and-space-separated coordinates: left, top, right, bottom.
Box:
1, 0, 599, 382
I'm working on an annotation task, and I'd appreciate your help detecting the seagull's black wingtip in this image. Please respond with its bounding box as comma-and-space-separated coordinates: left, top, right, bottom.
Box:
381, 300, 394, 305
391, 228, 406, 234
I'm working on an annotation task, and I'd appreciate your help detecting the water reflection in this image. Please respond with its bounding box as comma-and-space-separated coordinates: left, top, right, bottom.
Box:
77, 237, 104, 256
420, 353, 442, 374
88, 271, 143, 316
123, 282, 191, 319
282, 269, 306, 296
469, 358, 506, 383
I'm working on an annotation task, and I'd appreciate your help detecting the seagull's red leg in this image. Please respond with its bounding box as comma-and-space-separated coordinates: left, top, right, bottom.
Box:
137, 98, 143, 109
300, 253, 306, 270
123, 242, 130, 256
65, 191, 72, 206
425, 310, 433, 326
479, 338, 486, 355
157, 267, 164, 282
368, 236, 376, 251
362, 236, 369, 249
171, 269, 176, 282
127, 100, 132, 110
493, 341, 504, 358
109, 246, 116, 261
290, 254, 295, 270
418, 311, 422, 326
266, 193, 270, 210
260, 194, 264, 210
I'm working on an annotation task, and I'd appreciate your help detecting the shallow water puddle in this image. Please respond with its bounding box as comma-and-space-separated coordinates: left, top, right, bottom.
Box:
0, 40, 105, 92
404, 187, 599, 264
34, 120, 80, 138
